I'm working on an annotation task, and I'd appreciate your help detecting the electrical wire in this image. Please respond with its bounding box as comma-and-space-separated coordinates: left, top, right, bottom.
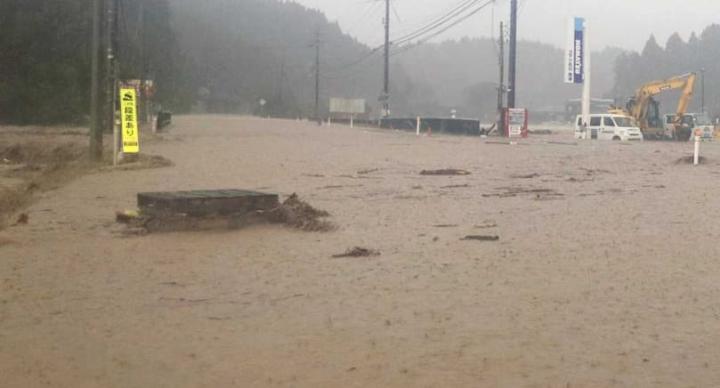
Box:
324, 0, 494, 75
323, 46, 383, 75
392, 0, 495, 56
392, 0, 483, 46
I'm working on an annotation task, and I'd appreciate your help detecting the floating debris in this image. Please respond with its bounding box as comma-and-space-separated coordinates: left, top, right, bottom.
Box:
332, 247, 381, 258
461, 235, 500, 242
267, 193, 335, 232
13, 213, 28, 225
420, 169, 471, 176
675, 156, 708, 165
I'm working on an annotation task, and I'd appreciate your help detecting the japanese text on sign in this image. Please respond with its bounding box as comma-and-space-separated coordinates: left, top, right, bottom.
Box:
120, 88, 139, 153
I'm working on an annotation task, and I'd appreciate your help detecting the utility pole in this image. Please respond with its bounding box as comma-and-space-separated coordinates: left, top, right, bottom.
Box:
104, 0, 117, 134
89, 0, 103, 161
314, 31, 321, 124
507, 0, 518, 108
382, 0, 390, 118
138, 0, 147, 123
701, 68, 706, 113
497, 21, 505, 135
279, 55, 286, 107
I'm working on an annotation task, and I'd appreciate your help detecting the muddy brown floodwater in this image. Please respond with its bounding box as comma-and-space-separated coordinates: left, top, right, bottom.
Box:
2, 115, 720, 387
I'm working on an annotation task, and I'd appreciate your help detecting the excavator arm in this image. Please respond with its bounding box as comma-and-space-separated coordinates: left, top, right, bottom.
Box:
672, 73, 696, 123
629, 73, 696, 135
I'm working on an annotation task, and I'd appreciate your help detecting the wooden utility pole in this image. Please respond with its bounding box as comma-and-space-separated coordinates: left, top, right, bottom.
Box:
507, 0, 518, 108
314, 31, 321, 124
382, 0, 390, 118
104, 0, 118, 136
279, 54, 286, 106
139, 0, 148, 123
89, 0, 103, 161
497, 21, 505, 135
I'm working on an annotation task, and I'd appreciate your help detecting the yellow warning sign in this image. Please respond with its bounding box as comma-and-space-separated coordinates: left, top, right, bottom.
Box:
120, 88, 139, 153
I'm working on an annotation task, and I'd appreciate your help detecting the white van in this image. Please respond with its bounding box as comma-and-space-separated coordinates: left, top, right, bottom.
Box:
575, 114, 644, 141
664, 113, 714, 141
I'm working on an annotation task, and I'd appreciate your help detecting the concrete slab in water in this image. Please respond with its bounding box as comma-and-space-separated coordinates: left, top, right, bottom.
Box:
137, 189, 279, 217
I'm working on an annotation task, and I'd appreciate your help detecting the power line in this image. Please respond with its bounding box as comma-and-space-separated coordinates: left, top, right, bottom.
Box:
392, 0, 485, 46
391, 0, 475, 40
324, 46, 384, 74
325, 0, 492, 73
343, 0, 382, 36
391, 0, 495, 56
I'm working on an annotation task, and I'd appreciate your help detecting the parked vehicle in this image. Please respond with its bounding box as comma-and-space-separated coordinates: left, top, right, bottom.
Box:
575, 114, 644, 141
664, 113, 714, 141
609, 73, 696, 140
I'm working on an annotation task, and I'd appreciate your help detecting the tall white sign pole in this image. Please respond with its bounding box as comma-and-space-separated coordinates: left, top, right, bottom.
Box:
581, 21, 591, 137
565, 17, 590, 138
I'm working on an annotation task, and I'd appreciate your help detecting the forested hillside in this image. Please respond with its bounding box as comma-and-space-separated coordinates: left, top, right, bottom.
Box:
2, 0, 717, 125
0, 0, 186, 124
392, 38, 623, 120
168, 0, 388, 117
613, 25, 720, 118
0, 1, 92, 124
168, 0, 624, 120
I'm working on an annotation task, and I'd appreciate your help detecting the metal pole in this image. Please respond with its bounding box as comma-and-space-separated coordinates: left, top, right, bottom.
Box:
382, 0, 390, 117
497, 21, 505, 135
701, 68, 706, 113
89, 0, 103, 161
314, 31, 320, 124
104, 0, 116, 136
507, 0, 518, 108
581, 20, 591, 137
138, 0, 147, 123
112, 0, 120, 165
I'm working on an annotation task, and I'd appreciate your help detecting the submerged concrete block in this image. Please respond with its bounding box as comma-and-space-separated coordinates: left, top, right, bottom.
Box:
137, 189, 279, 217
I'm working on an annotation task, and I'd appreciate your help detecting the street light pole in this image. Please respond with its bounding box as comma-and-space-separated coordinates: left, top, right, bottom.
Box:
507, 0, 518, 109
89, 0, 103, 161
497, 21, 505, 134
701, 68, 706, 114
382, 0, 390, 118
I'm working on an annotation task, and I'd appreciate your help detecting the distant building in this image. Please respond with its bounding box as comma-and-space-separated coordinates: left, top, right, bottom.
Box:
565, 98, 615, 122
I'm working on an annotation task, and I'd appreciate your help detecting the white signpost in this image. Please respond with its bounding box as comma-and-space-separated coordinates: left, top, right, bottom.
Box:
505, 108, 528, 138
565, 17, 591, 139
329, 98, 366, 128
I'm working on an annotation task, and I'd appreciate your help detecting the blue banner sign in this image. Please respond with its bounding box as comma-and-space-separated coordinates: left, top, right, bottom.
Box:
565, 17, 585, 84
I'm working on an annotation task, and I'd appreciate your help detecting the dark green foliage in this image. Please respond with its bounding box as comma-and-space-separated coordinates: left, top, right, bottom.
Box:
6, 0, 719, 125
0, 0, 91, 124
0, 0, 188, 125
168, 0, 388, 117
612, 25, 720, 118
117, 0, 194, 112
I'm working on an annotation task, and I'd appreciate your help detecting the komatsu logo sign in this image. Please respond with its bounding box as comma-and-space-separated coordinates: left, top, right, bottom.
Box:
565, 17, 585, 84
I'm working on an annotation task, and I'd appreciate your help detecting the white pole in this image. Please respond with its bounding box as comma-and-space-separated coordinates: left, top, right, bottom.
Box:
694, 135, 700, 165
350, 114, 354, 128
581, 20, 591, 140
416, 116, 421, 136
113, 114, 119, 166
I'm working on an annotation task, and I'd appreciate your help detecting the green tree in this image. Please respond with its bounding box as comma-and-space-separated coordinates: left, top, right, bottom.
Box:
0, 0, 90, 124
0, 0, 188, 125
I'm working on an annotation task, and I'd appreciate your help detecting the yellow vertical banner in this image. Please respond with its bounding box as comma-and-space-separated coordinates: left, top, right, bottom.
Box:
120, 88, 140, 153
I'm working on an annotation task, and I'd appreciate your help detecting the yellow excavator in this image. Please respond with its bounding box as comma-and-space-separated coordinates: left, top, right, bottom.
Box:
610, 72, 696, 140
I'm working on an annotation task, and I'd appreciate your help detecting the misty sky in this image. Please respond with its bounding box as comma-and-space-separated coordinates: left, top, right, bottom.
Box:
293, 0, 720, 51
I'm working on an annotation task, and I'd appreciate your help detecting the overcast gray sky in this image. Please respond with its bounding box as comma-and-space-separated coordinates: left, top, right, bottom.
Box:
293, 0, 720, 51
